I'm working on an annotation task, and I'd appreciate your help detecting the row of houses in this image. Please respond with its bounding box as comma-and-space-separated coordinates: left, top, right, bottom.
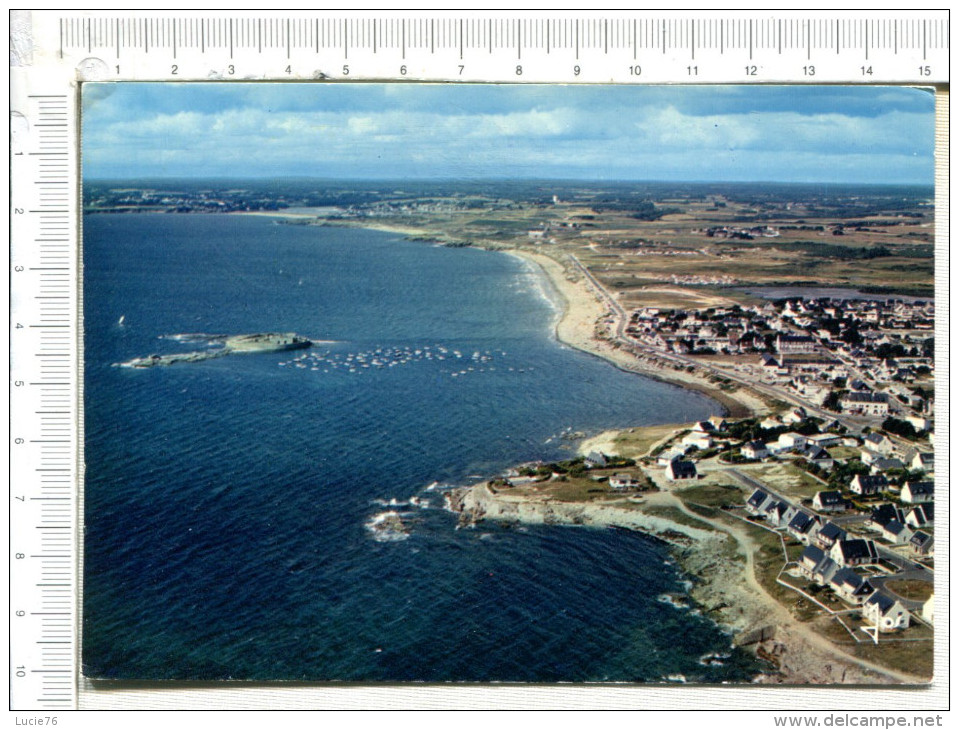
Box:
798, 547, 911, 632
747, 488, 933, 557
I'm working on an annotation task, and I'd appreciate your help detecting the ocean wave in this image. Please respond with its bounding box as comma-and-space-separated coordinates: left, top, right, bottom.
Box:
698, 652, 731, 668
364, 510, 410, 542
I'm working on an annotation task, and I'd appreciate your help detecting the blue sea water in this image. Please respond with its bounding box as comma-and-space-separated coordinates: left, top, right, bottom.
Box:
82, 213, 761, 682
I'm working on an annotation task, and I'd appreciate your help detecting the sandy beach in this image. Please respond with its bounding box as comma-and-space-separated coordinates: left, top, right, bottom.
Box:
509, 249, 769, 419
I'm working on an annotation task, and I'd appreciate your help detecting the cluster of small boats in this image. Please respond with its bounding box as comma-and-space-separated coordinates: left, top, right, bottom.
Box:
277, 343, 533, 377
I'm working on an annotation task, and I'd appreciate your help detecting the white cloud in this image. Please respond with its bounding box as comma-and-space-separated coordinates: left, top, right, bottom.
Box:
82, 87, 934, 184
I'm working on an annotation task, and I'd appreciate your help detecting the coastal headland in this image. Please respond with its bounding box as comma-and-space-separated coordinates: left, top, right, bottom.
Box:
117, 332, 312, 368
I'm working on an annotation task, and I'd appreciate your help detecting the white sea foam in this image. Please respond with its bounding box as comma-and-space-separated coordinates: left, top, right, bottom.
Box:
364, 510, 410, 542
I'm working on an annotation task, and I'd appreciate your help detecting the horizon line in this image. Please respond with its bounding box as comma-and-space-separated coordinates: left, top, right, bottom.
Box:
83, 176, 935, 188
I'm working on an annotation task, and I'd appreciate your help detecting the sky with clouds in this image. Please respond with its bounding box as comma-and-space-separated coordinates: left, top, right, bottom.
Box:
82, 83, 935, 184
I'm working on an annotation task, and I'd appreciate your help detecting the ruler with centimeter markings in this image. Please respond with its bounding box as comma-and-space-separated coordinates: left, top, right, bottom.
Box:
8, 9, 949, 711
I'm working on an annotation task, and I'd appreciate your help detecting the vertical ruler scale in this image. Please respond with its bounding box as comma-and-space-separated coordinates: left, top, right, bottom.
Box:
10, 70, 79, 710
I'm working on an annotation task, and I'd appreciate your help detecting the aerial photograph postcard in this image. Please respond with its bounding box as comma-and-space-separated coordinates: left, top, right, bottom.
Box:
81, 83, 936, 684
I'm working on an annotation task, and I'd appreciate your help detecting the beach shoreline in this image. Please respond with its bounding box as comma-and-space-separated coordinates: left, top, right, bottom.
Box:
506, 248, 768, 420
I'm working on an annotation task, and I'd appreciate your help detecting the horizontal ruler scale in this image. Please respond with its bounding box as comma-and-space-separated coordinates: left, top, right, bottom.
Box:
37, 13, 949, 83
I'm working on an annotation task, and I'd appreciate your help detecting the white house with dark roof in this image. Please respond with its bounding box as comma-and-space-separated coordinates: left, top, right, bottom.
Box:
905, 504, 934, 529
814, 522, 847, 551
870, 503, 905, 529
863, 592, 910, 632
841, 391, 890, 417
799, 545, 829, 581
910, 531, 934, 557
870, 457, 905, 474
812, 490, 844, 513
801, 445, 835, 471
862, 432, 897, 456
910, 451, 934, 473
830, 568, 876, 605
665, 459, 697, 481
608, 473, 640, 490
830, 539, 879, 567
741, 440, 769, 461
787, 511, 821, 544
902, 480, 934, 504
849, 474, 889, 496
746, 488, 772, 515
764, 501, 792, 528
878, 520, 913, 545
584, 451, 608, 468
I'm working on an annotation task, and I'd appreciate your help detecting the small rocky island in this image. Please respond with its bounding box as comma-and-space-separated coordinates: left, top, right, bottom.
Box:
117, 333, 312, 368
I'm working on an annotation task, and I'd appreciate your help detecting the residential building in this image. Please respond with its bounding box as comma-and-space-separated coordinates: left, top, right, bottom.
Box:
863, 592, 910, 632
746, 488, 772, 515
777, 334, 816, 354
814, 522, 847, 551
741, 441, 769, 461
870, 503, 905, 529
841, 392, 890, 417
829, 568, 876, 605
830, 539, 879, 567
910, 451, 934, 473
862, 432, 897, 456
902, 480, 934, 504
665, 459, 697, 481
787, 511, 821, 544
849, 474, 889, 496
879, 520, 913, 545
609, 473, 640, 490
812, 490, 844, 513
905, 504, 934, 529
584, 451, 607, 469
910, 531, 934, 557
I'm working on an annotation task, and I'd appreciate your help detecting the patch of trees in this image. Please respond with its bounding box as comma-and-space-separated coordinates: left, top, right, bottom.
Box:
881, 417, 921, 440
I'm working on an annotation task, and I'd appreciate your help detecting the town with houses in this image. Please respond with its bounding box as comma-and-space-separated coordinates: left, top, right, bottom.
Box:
626, 296, 934, 421
619, 295, 936, 643
479, 289, 936, 670
546, 396, 935, 655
